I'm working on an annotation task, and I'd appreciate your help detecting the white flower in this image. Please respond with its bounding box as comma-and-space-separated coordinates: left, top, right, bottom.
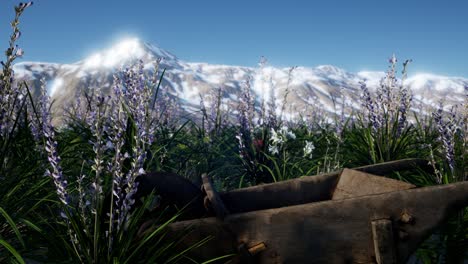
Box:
303, 141, 315, 158
270, 128, 284, 145
268, 145, 279, 155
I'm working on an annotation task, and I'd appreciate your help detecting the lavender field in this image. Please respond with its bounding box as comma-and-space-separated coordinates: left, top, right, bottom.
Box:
0, 2, 467, 263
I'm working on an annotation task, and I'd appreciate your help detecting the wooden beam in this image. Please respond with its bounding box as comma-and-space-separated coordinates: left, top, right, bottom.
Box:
372, 219, 397, 264
202, 173, 230, 219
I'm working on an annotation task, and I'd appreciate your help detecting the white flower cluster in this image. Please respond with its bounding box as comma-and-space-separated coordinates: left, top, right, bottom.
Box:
268, 126, 296, 155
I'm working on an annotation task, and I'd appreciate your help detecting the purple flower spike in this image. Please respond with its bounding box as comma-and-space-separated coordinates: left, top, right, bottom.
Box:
433, 103, 458, 176
39, 79, 70, 206
359, 80, 379, 132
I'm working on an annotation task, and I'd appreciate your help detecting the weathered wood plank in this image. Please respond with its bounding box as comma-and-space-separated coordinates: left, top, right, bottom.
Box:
332, 169, 415, 200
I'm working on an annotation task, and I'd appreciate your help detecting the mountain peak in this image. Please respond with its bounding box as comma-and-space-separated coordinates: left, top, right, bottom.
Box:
82, 38, 177, 69
142, 41, 178, 61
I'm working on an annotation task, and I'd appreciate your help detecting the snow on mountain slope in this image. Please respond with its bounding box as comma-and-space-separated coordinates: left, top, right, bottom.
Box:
12, 38, 467, 122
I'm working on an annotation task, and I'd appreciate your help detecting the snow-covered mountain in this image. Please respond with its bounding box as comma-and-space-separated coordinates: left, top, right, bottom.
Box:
12, 38, 467, 122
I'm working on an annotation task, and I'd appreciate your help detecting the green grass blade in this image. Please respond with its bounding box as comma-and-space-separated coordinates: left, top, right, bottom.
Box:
201, 254, 237, 264
0, 239, 25, 264
0, 207, 25, 248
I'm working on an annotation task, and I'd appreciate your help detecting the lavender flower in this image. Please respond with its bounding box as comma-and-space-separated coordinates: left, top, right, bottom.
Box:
359, 80, 379, 132
361, 55, 414, 138
396, 59, 413, 136
28, 112, 41, 141
0, 3, 33, 137
77, 172, 91, 233
433, 103, 457, 175
266, 75, 278, 129
116, 60, 155, 227
40, 78, 70, 206
237, 76, 255, 136
87, 88, 109, 222
65, 89, 86, 121
235, 133, 247, 159
397, 83, 412, 136
334, 88, 347, 139
106, 75, 130, 241
235, 74, 259, 170
208, 87, 225, 135
280, 66, 297, 119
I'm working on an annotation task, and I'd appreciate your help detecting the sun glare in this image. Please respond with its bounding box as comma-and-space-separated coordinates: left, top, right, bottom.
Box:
84, 38, 145, 69
49, 78, 63, 96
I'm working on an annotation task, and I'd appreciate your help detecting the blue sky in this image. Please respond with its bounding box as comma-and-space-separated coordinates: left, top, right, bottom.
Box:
1, 0, 467, 77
